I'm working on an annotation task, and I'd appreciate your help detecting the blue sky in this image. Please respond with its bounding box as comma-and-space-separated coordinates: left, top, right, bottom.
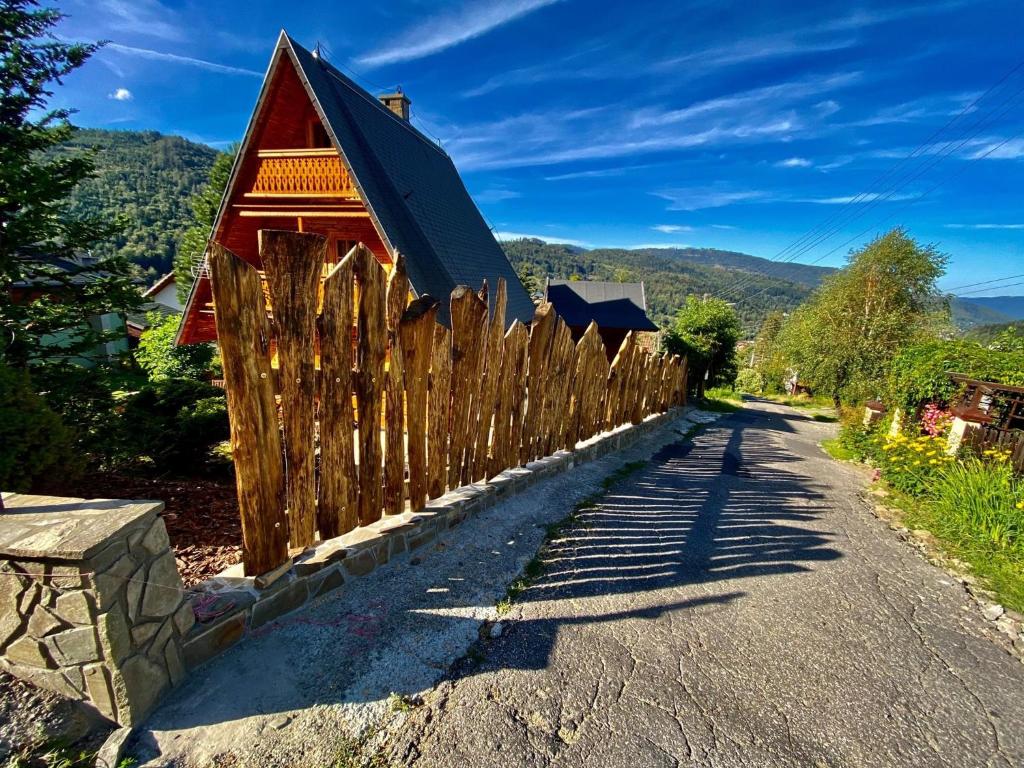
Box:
53, 0, 1024, 295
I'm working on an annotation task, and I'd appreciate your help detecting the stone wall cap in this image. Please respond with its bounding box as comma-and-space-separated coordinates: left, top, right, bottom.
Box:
0, 493, 163, 561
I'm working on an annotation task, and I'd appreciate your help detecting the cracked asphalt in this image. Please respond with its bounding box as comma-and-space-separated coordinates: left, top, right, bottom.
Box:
385, 399, 1024, 768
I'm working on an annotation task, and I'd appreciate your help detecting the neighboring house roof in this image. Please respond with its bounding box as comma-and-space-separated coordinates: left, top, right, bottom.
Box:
143, 272, 176, 299
178, 32, 533, 337
126, 301, 181, 335
11, 253, 128, 289
545, 280, 658, 332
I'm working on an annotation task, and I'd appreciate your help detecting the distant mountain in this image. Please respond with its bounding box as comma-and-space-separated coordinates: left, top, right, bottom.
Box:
500, 238, 829, 334
51, 129, 218, 279
950, 298, 1014, 329
963, 320, 1022, 344
956, 295, 1024, 321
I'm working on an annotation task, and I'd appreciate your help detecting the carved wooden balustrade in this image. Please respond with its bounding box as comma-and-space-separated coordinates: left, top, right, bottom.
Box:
247, 148, 358, 198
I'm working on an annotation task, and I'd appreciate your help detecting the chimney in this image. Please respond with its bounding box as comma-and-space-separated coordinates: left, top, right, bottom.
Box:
379, 89, 411, 121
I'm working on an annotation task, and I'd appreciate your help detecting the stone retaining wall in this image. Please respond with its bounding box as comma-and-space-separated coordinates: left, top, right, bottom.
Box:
1, 406, 686, 727
0, 497, 193, 727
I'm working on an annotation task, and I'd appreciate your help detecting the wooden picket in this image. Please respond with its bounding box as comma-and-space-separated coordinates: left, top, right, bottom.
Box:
210, 231, 688, 575
260, 230, 325, 548
318, 253, 357, 539
400, 296, 439, 511
427, 323, 452, 500
383, 256, 409, 517
353, 244, 387, 526
207, 244, 288, 575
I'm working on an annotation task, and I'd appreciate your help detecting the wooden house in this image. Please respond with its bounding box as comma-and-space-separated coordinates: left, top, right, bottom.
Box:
177, 31, 533, 345
545, 279, 658, 359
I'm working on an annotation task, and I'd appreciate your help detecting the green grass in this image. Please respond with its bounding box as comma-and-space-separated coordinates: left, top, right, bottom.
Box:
821, 438, 857, 461
698, 388, 743, 413
757, 392, 834, 409
871, 463, 1024, 614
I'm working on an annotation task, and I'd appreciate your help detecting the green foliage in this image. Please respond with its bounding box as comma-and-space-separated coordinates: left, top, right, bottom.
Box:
887, 338, 1024, 414
30, 363, 125, 463
663, 296, 741, 394
836, 415, 882, 464
53, 129, 219, 279
500, 238, 827, 333
777, 228, 948, 405
118, 380, 229, 473
734, 367, 763, 393
173, 148, 236, 302
751, 310, 788, 393
0, 3, 141, 366
0, 363, 79, 491
136, 311, 214, 381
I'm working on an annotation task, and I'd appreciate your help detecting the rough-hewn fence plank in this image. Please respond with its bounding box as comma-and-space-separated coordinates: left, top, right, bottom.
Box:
209, 231, 688, 574
353, 244, 387, 525
318, 252, 357, 539
208, 244, 289, 575
260, 230, 325, 549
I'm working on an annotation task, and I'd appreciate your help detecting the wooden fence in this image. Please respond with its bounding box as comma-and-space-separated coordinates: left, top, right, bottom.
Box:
210, 231, 688, 575
966, 425, 1024, 474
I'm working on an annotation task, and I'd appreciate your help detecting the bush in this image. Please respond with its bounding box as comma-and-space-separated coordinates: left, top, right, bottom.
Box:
887, 339, 1024, 414
118, 379, 230, 473
0, 363, 80, 491
836, 409, 882, 463
30, 364, 124, 464
875, 432, 954, 495
136, 311, 215, 381
734, 368, 763, 394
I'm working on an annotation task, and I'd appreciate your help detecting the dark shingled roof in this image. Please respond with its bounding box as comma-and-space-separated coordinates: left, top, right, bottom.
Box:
545, 280, 658, 331
284, 34, 534, 326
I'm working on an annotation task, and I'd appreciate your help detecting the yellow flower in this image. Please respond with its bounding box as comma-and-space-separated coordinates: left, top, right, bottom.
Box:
929, 459, 938, 465
1017, 501, 1024, 510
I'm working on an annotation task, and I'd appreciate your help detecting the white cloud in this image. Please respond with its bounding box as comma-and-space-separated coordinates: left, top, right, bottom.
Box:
105, 43, 263, 77
945, 223, 1024, 230
968, 138, 1024, 160
493, 231, 588, 247
802, 192, 919, 204
474, 188, 521, 203
98, 0, 183, 41
776, 157, 812, 168
108, 87, 133, 101
358, 0, 562, 67
652, 187, 769, 211
543, 164, 652, 181
652, 225, 693, 233
711, 224, 738, 230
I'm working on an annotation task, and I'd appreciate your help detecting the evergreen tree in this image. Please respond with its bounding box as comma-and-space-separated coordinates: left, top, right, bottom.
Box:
0, 0, 140, 366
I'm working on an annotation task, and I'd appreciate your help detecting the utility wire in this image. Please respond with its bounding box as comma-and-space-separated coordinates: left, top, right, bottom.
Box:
732, 129, 1024, 310
715, 58, 1024, 302
955, 280, 1024, 297
943, 273, 1024, 292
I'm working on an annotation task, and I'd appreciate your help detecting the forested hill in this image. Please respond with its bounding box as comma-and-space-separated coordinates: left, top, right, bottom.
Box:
501, 238, 830, 333
52, 129, 218, 279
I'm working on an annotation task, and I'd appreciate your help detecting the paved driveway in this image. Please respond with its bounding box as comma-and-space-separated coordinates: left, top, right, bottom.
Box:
387, 400, 1024, 768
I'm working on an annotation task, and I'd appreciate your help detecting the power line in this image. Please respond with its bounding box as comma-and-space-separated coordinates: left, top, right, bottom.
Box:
715, 57, 1024, 302
944, 273, 1024, 292
956, 280, 1024, 297
731, 129, 1024, 310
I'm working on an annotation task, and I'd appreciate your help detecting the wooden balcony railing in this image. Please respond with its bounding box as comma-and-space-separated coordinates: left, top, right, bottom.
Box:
246, 148, 358, 199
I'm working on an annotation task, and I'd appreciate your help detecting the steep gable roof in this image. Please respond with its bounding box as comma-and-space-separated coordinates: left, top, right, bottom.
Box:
546, 280, 658, 331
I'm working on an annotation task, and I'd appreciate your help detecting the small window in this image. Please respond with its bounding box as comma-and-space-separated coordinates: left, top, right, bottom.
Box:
335, 239, 357, 262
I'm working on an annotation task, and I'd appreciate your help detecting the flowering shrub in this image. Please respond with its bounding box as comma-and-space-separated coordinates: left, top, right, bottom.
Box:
920, 403, 952, 437
876, 432, 955, 495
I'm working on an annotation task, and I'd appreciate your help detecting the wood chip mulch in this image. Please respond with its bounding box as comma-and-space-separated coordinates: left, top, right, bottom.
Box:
67, 472, 243, 587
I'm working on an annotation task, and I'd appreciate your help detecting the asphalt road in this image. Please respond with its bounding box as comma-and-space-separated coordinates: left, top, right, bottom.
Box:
386, 400, 1024, 768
